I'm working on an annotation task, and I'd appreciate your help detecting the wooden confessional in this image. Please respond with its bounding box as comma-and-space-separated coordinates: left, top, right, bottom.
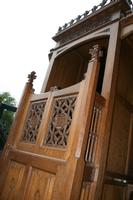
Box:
0, 0, 133, 199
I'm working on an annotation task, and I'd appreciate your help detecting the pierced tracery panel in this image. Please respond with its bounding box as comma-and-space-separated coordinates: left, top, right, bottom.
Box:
22, 100, 46, 143
44, 96, 77, 147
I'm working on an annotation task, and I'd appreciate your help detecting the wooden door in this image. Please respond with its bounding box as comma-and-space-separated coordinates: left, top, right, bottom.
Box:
0, 45, 101, 200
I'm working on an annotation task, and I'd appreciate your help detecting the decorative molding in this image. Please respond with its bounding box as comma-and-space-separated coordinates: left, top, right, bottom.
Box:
95, 28, 110, 35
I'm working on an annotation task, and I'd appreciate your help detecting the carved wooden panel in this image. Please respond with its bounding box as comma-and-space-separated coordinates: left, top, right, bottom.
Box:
22, 100, 46, 143
44, 95, 77, 147
25, 168, 55, 200
1, 161, 25, 199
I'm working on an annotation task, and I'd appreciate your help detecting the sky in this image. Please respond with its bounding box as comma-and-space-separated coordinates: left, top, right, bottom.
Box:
0, 0, 101, 104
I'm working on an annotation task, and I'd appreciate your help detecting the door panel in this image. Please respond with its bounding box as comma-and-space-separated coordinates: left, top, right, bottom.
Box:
0, 83, 80, 199
25, 168, 55, 200
1, 161, 25, 200
0, 45, 101, 199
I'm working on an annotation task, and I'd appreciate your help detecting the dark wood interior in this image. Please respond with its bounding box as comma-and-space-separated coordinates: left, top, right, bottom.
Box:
45, 38, 108, 93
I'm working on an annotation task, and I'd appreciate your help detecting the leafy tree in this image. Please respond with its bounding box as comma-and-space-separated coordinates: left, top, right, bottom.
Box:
0, 92, 16, 150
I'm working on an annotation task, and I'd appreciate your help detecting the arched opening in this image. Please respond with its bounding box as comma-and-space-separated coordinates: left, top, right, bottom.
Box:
45, 38, 109, 94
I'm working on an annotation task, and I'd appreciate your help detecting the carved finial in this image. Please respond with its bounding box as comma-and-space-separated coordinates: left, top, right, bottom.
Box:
76, 15, 81, 21
28, 71, 37, 83
84, 10, 89, 17
127, 0, 133, 10
63, 23, 67, 29
89, 45, 99, 60
100, 0, 108, 7
70, 19, 74, 25
58, 26, 62, 32
91, 5, 98, 12
55, 0, 113, 35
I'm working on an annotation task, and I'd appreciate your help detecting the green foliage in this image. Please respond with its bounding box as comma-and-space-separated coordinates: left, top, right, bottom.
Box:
1, 110, 14, 133
0, 92, 16, 130
0, 92, 16, 106
0, 92, 16, 149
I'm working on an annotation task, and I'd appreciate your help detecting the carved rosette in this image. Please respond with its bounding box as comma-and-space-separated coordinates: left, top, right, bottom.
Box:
44, 96, 77, 147
22, 100, 46, 143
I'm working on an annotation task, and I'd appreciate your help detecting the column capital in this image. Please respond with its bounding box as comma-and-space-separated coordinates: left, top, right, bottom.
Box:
89, 44, 100, 60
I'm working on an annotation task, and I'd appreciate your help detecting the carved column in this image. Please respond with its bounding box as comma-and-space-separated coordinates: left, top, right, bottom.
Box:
0, 71, 37, 193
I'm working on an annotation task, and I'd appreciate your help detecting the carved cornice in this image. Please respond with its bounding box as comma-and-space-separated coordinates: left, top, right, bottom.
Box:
57, 15, 111, 45
55, 0, 132, 35
53, 0, 132, 46
56, 0, 112, 34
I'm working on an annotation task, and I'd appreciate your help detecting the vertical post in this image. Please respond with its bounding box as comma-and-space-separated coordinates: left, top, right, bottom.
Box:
70, 45, 101, 200
75, 44, 101, 159
0, 71, 37, 189
94, 21, 120, 199
7, 71, 37, 146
